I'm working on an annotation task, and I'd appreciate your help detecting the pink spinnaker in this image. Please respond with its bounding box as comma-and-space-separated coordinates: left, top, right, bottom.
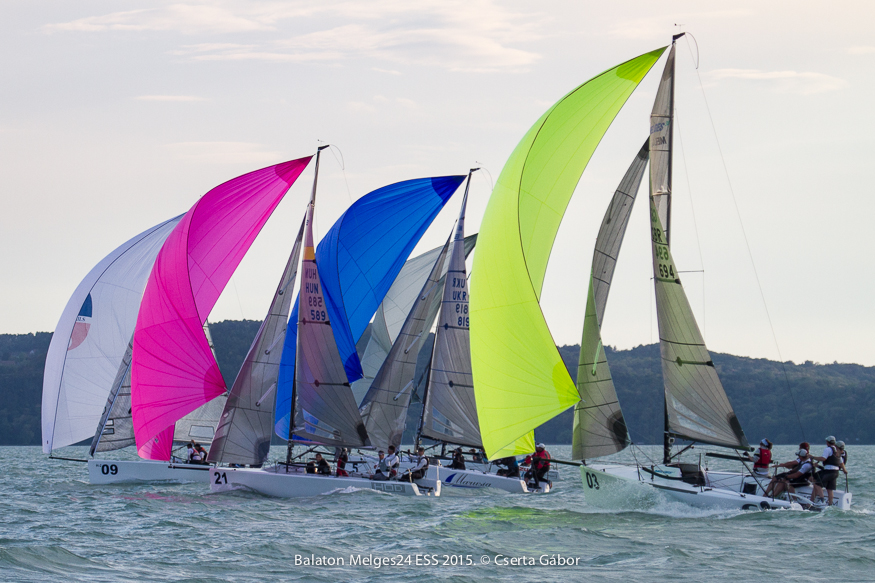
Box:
132, 157, 312, 460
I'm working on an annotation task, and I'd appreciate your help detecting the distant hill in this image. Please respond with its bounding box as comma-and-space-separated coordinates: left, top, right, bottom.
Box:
5, 320, 873, 446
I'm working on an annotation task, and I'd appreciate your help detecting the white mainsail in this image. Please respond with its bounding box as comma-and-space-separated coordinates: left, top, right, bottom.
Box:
420, 178, 480, 448
571, 141, 648, 460
650, 43, 676, 243
42, 215, 182, 454
208, 219, 305, 466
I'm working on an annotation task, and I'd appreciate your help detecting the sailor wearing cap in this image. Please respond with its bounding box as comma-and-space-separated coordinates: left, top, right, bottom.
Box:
524, 443, 552, 488
747, 438, 773, 477
811, 436, 846, 506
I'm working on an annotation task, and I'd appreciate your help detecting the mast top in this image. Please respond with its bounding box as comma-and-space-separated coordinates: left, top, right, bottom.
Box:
317, 144, 330, 152
672, 32, 686, 42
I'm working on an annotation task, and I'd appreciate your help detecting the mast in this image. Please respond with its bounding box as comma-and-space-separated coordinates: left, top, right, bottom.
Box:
286, 145, 328, 467
658, 33, 683, 463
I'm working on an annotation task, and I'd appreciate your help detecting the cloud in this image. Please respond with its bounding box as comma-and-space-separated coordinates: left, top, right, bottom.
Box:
136, 95, 207, 102
707, 68, 847, 94
164, 141, 282, 164
848, 46, 875, 55
44, 0, 543, 72
44, 5, 270, 34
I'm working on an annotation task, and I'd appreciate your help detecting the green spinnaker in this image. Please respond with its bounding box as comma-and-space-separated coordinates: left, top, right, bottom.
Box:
471, 47, 666, 460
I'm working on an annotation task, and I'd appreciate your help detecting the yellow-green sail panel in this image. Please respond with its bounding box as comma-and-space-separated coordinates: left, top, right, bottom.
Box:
471, 48, 665, 460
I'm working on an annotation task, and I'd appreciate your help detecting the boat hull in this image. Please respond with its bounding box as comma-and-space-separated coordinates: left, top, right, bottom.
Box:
581, 464, 851, 511
415, 466, 531, 493
87, 459, 212, 484
209, 465, 439, 498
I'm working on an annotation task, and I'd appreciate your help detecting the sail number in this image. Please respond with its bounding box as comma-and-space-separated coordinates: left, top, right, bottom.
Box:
657, 263, 675, 279
309, 309, 327, 321
214, 471, 228, 485
307, 296, 323, 308
585, 472, 600, 490
100, 464, 118, 476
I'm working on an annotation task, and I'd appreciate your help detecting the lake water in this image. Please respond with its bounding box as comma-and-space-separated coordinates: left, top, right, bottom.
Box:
2, 444, 873, 582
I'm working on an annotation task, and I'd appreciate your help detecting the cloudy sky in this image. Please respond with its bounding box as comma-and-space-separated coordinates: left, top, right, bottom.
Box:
2, 1, 873, 366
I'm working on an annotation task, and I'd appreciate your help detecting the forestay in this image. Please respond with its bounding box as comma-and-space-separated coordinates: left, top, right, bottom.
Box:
648, 196, 749, 450
421, 184, 481, 448
470, 48, 666, 460
132, 157, 312, 460
571, 141, 648, 460
359, 236, 452, 449
42, 215, 182, 454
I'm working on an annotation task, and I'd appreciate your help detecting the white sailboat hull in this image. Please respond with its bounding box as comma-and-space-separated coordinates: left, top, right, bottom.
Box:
87, 459, 212, 484
209, 465, 440, 498
416, 466, 533, 493
581, 464, 851, 511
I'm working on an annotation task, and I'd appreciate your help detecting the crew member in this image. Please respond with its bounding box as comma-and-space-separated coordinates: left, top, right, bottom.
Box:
336, 447, 349, 477
385, 445, 400, 478
746, 438, 773, 477
525, 443, 551, 487
496, 456, 520, 478
449, 447, 466, 470
306, 453, 332, 475
812, 436, 845, 506
771, 448, 815, 499
370, 451, 390, 481
399, 447, 430, 481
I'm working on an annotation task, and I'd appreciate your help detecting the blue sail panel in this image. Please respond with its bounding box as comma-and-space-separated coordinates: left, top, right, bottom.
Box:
274, 176, 465, 438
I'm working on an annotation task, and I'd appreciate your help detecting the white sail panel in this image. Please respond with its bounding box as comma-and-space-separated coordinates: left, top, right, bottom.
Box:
359, 238, 452, 449
42, 215, 182, 453
649, 196, 749, 449
208, 219, 305, 466
421, 187, 480, 448
572, 141, 647, 460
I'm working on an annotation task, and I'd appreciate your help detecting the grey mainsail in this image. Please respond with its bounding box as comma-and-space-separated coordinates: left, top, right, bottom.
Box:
358, 237, 452, 449
420, 175, 481, 448
571, 141, 648, 460
208, 219, 305, 466
650, 43, 676, 243
351, 234, 477, 405
649, 195, 748, 450
90, 340, 135, 454
293, 152, 370, 448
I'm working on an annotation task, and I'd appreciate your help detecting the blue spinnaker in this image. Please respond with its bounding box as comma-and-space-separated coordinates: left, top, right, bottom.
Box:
275, 176, 465, 438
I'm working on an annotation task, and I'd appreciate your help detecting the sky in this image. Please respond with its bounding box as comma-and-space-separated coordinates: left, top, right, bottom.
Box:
1, 1, 873, 366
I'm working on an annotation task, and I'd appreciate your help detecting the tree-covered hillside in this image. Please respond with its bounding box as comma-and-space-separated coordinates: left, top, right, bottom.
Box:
5, 320, 873, 446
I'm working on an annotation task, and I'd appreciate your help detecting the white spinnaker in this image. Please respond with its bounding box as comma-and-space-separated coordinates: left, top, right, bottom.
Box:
42, 215, 183, 453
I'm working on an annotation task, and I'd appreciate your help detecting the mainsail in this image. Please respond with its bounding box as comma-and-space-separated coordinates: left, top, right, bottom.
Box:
470, 48, 666, 460
132, 157, 312, 460
359, 236, 452, 449
571, 141, 648, 460
207, 219, 305, 466
352, 235, 477, 405
293, 151, 370, 448
649, 197, 749, 450
650, 42, 676, 242
420, 175, 481, 448
274, 176, 466, 439
42, 215, 182, 454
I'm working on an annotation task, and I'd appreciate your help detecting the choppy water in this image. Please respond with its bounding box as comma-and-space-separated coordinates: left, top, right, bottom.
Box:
3, 444, 873, 582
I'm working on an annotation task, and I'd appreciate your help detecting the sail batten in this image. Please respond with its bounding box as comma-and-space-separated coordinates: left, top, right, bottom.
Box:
471, 48, 665, 460
572, 140, 648, 460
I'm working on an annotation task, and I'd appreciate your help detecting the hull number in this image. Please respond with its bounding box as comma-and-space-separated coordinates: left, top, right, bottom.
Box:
214, 472, 228, 485
100, 464, 118, 476
585, 472, 600, 490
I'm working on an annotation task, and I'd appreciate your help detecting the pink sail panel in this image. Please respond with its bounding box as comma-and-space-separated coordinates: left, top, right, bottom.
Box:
133, 157, 312, 460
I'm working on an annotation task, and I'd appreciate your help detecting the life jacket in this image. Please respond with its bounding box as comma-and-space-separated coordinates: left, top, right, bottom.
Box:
754, 447, 772, 469
532, 450, 551, 470
823, 446, 841, 470
795, 460, 814, 479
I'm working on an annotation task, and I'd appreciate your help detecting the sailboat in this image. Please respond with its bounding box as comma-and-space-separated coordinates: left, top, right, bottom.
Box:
576, 36, 852, 511
470, 47, 666, 467
210, 150, 466, 498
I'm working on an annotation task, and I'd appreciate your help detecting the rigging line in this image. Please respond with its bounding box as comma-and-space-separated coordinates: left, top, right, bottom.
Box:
232, 279, 246, 320
682, 36, 806, 442
674, 107, 708, 340
474, 162, 494, 193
